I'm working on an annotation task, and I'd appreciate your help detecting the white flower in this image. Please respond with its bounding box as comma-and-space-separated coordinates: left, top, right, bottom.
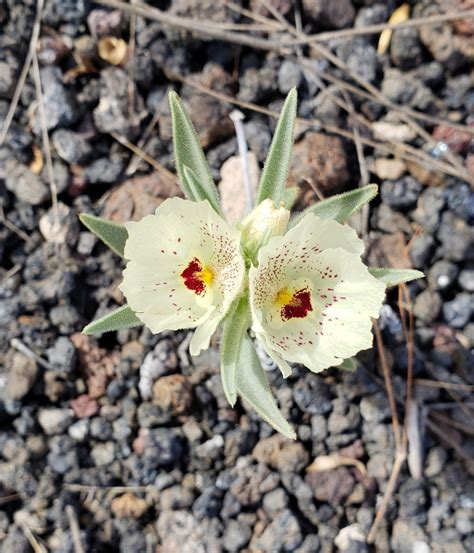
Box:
249, 214, 386, 376
119, 198, 245, 356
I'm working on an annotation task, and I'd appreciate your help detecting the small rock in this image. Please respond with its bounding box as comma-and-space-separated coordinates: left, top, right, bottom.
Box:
302, 0, 355, 28
111, 493, 148, 519
289, 132, 350, 197
411, 187, 446, 233
91, 442, 115, 466
360, 393, 391, 424
34, 66, 78, 132
293, 375, 332, 415
278, 60, 303, 94
38, 408, 74, 435
46, 336, 77, 372
370, 158, 406, 180
442, 292, 472, 328
52, 129, 92, 164
413, 289, 442, 324
102, 173, 181, 224
390, 28, 424, 70
446, 182, 474, 222
336, 38, 378, 83
253, 509, 303, 552
39, 202, 78, 245
263, 487, 289, 514
398, 479, 429, 524
391, 519, 427, 553
437, 211, 473, 262
372, 122, 417, 143
68, 419, 89, 442
70, 394, 99, 418
305, 466, 355, 503
458, 266, 474, 292
428, 260, 459, 291
252, 434, 309, 472
432, 125, 472, 155
4, 158, 50, 205
409, 234, 436, 268
380, 176, 422, 210
143, 428, 184, 468
222, 518, 252, 552
84, 155, 124, 185
372, 204, 411, 235
0, 61, 14, 98
6, 352, 38, 401
152, 374, 193, 416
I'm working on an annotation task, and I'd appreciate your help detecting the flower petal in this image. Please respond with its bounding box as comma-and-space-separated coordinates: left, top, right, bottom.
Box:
120, 198, 245, 345
249, 214, 386, 375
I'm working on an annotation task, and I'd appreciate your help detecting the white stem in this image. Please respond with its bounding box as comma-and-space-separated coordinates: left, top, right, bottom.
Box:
230, 110, 253, 214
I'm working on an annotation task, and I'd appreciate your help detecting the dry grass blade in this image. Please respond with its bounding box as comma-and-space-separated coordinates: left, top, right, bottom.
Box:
0, 0, 45, 146
31, 51, 60, 234
18, 523, 47, 553
0, 205, 34, 245
65, 505, 86, 553
110, 132, 178, 185
283, 9, 474, 46
415, 378, 474, 392
430, 410, 474, 436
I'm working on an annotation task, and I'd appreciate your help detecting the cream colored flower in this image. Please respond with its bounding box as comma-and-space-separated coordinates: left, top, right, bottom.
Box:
249, 214, 386, 376
119, 198, 245, 356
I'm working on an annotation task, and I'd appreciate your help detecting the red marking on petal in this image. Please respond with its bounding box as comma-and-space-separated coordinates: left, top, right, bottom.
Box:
281, 288, 313, 321
181, 258, 205, 295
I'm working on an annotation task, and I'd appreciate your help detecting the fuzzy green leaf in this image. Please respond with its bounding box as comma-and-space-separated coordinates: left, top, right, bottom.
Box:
169, 90, 216, 202
83, 305, 142, 335
183, 165, 223, 216
220, 297, 250, 406
282, 186, 299, 210
290, 184, 378, 227
256, 88, 297, 205
79, 213, 128, 257
369, 267, 425, 288
237, 335, 296, 439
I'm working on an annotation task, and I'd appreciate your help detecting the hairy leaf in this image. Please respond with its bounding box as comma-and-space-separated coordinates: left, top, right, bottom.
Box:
220, 297, 250, 406
83, 305, 142, 335
237, 335, 296, 439
291, 184, 378, 227
369, 267, 424, 288
183, 165, 223, 216
79, 213, 128, 257
256, 88, 297, 205
169, 90, 216, 202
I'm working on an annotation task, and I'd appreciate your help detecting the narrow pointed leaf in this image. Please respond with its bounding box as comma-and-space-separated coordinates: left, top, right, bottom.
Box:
256, 87, 297, 205
169, 90, 216, 202
290, 184, 378, 227
369, 267, 424, 288
79, 213, 128, 257
183, 165, 223, 216
237, 335, 296, 439
282, 186, 299, 211
220, 296, 250, 406
83, 305, 142, 335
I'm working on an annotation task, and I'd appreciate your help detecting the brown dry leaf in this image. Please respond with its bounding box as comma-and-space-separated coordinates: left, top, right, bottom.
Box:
306, 453, 368, 477
29, 145, 44, 174
101, 173, 181, 223
98, 36, 128, 66
111, 493, 148, 519
219, 153, 260, 224
378, 3, 410, 55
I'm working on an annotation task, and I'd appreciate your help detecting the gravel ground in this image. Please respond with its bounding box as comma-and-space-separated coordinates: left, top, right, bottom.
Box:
0, 1, 473, 552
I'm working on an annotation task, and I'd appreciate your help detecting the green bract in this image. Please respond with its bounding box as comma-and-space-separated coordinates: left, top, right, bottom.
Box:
80, 89, 424, 439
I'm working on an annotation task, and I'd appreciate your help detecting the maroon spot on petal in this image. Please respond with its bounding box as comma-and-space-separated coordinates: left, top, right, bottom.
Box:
281, 288, 313, 321
181, 258, 205, 295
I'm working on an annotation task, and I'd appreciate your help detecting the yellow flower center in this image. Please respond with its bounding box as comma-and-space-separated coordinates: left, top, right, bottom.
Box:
200, 266, 214, 286
276, 288, 293, 306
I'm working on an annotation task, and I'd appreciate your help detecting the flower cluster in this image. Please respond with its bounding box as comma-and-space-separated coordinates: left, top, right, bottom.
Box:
81, 89, 423, 438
